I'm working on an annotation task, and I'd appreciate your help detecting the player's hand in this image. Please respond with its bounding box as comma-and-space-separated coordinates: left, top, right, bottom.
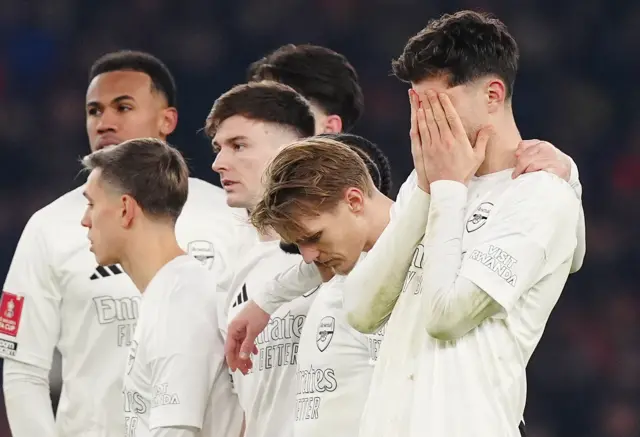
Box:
225, 300, 268, 375
409, 89, 430, 193
420, 91, 493, 185
512, 139, 572, 181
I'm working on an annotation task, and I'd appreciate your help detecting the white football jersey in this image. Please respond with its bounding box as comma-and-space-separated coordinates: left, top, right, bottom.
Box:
295, 275, 384, 437
0, 178, 254, 437
222, 240, 318, 437
359, 170, 579, 437
123, 255, 241, 437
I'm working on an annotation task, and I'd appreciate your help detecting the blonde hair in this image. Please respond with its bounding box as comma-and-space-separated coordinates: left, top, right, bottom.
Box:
250, 136, 375, 242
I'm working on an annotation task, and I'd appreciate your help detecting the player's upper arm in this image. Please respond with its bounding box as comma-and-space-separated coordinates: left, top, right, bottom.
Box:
0, 213, 61, 370
148, 274, 226, 430
566, 156, 586, 273
458, 173, 580, 314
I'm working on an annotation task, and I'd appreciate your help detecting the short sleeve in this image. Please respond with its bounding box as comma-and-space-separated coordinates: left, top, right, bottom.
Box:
458, 173, 579, 313
0, 214, 61, 370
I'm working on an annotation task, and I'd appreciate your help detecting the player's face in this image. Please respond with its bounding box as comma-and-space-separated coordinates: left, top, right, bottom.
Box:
291, 200, 367, 275
411, 77, 488, 144
86, 70, 176, 152
212, 115, 301, 208
81, 169, 126, 266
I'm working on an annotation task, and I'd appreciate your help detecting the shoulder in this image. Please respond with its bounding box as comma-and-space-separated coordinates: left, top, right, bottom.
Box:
493, 172, 579, 239
187, 177, 225, 198
151, 260, 221, 336
183, 177, 249, 223
20, 186, 86, 248
158, 259, 218, 307
30, 186, 85, 226
505, 171, 580, 212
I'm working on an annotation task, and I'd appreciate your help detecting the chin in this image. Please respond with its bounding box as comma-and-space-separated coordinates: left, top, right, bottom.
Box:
225, 193, 251, 209
335, 258, 359, 275
94, 252, 118, 267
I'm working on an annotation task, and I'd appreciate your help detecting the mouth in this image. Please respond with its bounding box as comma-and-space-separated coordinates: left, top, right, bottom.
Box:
318, 259, 338, 268
221, 180, 239, 190
96, 135, 121, 150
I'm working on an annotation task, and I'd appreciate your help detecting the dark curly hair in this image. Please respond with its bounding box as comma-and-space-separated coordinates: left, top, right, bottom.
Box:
392, 10, 519, 99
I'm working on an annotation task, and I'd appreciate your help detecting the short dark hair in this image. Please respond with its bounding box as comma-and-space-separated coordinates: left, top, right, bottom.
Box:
89, 50, 178, 107
392, 11, 519, 98
247, 44, 364, 131
318, 133, 392, 197
82, 138, 188, 223
204, 81, 316, 141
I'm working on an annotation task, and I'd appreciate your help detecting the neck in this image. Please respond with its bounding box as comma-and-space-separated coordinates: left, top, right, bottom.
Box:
476, 109, 521, 176
258, 227, 280, 242
362, 191, 394, 252
247, 202, 279, 242
119, 222, 185, 292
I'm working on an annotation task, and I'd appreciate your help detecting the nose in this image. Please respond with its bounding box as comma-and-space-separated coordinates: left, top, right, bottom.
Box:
298, 244, 320, 264
212, 149, 228, 174
96, 108, 118, 134
81, 208, 91, 229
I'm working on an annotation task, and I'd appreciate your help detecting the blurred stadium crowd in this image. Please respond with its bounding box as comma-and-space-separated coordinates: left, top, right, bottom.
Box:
0, 0, 638, 436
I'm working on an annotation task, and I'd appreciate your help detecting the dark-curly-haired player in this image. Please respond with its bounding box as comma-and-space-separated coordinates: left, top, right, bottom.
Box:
343, 11, 585, 437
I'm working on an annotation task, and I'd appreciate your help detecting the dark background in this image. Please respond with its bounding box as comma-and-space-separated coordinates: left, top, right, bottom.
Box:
0, 0, 638, 436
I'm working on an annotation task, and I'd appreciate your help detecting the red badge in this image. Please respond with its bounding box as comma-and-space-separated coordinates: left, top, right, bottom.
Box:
0, 292, 24, 337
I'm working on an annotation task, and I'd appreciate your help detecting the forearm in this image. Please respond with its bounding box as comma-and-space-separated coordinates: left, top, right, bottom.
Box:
151, 426, 198, 437
420, 181, 500, 340
3, 360, 57, 437
253, 261, 323, 315
345, 187, 431, 333
423, 276, 501, 340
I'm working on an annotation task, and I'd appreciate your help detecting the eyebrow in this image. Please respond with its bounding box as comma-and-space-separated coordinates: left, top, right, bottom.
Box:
298, 231, 322, 244
82, 191, 92, 201
212, 135, 249, 150
86, 95, 135, 107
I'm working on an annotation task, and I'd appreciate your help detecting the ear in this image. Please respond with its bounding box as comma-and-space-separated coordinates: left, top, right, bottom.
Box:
321, 115, 343, 134
120, 195, 137, 229
160, 107, 178, 137
344, 187, 365, 214
486, 79, 506, 114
